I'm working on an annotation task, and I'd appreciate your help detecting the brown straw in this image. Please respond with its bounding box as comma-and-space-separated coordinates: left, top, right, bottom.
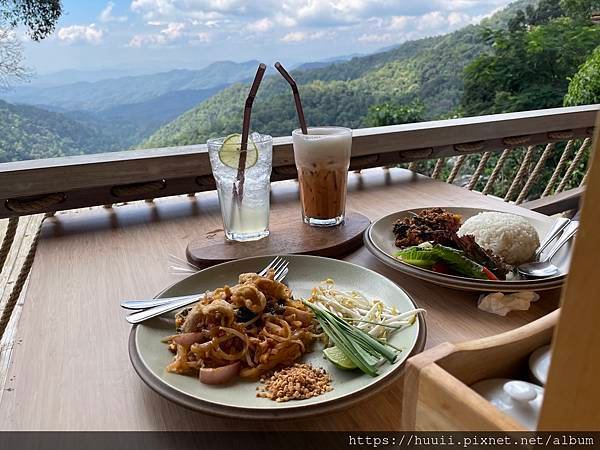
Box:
274, 61, 308, 134
234, 63, 267, 204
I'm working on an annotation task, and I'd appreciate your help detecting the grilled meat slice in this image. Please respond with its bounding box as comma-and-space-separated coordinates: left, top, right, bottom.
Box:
451, 233, 509, 280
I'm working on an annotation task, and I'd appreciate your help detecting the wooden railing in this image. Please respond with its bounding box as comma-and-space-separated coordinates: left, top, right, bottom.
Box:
0, 105, 598, 219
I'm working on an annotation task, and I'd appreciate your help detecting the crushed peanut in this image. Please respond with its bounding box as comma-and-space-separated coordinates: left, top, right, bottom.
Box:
256, 363, 333, 402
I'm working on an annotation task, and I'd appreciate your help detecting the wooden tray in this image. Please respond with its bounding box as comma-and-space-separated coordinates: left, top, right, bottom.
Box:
401, 310, 558, 431
186, 211, 370, 268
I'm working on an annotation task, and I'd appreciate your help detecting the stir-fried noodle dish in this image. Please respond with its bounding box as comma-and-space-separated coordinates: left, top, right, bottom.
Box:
164, 269, 318, 384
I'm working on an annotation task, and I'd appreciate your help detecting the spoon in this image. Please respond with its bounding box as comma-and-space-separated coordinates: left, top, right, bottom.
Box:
518, 221, 578, 279
535, 217, 570, 259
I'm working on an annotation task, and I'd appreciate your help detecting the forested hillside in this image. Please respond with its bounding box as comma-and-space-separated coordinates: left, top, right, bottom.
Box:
2, 60, 260, 111
0, 61, 259, 157
0, 100, 114, 162
141, 0, 536, 148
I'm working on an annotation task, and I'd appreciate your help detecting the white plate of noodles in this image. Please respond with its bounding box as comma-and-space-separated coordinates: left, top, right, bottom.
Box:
129, 255, 425, 419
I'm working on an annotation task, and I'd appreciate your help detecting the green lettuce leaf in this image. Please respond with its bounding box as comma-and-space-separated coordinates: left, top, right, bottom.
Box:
395, 244, 487, 279
394, 247, 438, 268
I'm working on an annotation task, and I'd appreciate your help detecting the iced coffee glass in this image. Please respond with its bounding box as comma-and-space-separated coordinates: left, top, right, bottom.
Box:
292, 127, 352, 227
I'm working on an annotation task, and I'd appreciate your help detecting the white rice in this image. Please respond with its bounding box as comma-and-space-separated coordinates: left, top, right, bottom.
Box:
458, 212, 540, 265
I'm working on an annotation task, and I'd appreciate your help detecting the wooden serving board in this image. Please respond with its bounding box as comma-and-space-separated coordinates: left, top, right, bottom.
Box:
186, 211, 371, 268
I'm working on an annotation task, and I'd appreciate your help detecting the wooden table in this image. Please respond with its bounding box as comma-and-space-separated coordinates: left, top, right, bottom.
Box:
0, 168, 560, 431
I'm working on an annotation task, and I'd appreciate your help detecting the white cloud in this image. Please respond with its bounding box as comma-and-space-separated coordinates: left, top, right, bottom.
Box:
246, 18, 273, 33
417, 11, 446, 30
281, 30, 334, 43
162, 21, 185, 39
130, 0, 177, 20
128, 21, 189, 47
281, 31, 305, 42
358, 33, 393, 43
389, 16, 409, 30
58, 24, 104, 45
124, 0, 514, 50
128, 33, 166, 47
189, 31, 211, 44
99, 2, 128, 23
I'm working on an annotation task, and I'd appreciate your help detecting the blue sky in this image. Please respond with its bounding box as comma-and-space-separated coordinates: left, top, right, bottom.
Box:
21, 0, 515, 74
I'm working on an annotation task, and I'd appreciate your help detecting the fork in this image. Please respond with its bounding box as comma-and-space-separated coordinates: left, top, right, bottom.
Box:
124, 256, 290, 324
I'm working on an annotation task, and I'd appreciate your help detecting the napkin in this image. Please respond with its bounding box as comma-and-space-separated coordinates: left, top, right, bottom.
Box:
478, 291, 540, 316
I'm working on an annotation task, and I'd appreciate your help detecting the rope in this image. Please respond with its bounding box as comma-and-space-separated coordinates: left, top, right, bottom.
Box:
0, 213, 50, 342
503, 135, 531, 146
467, 151, 491, 190
407, 162, 418, 173
556, 138, 591, 194
482, 149, 510, 195
401, 148, 433, 160
504, 146, 535, 202
0, 217, 19, 275
542, 140, 575, 197
111, 180, 165, 198
446, 155, 467, 184
580, 168, 589, 187
431, 158, 445, 180
548, 130, 574, 140
454, 141, 485, 153
5, 193, 65, 215
516, 143, 554, 204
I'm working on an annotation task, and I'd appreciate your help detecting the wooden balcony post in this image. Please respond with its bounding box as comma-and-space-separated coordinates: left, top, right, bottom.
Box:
538, 114, 600, 430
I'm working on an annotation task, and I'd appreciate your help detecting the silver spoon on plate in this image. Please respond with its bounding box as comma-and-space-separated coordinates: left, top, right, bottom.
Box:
518, 221, 578, 279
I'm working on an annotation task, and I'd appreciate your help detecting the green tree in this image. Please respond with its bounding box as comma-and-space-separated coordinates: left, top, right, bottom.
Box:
564, 46, 600, 106
364, 102, 425, 127
524, 0, 563, 24
0, 0, 62, 41
0, 1, 62, 90
559, 0, 600, 20
461, 16, 600, 116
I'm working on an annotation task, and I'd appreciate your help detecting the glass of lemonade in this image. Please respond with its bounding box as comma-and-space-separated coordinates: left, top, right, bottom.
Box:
292, 127, 352, 227
207, 132, 273, 241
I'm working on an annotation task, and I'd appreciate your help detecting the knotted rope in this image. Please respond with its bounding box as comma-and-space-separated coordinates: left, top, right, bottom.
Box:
548, 130, 574, 140
542, 140, 575, 197
504, 146, 535, 202
503, 135, 531, 147
446, 155, 467, 184
431, 158, 445, 180
556, 138, 591, 194
454, 141, 485, 153
482, 149, 510, 195
5, 193, 65, 215
0, 217, 18, 275
516, 143, 554, 204
0, 213, 50, 342
580, 168, 589, 187
467, 151, 491, 190
111, 180, 165, 198
401, 148, 433, 160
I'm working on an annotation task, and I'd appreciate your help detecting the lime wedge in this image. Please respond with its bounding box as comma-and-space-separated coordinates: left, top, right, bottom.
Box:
218, 133, 258, 169
323, 346, 357, 370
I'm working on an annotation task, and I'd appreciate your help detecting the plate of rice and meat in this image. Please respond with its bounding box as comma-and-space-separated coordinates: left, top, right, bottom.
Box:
129, 255, 426, 419
364, 207, 573, 292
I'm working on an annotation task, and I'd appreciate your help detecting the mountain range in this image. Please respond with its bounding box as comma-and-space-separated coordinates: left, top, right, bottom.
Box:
141, 1, 524, 149
0, 0, 539, 162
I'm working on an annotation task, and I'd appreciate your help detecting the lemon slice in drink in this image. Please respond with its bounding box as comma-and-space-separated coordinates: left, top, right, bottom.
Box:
323, 346, 357, 370
218, 133, 259, 169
